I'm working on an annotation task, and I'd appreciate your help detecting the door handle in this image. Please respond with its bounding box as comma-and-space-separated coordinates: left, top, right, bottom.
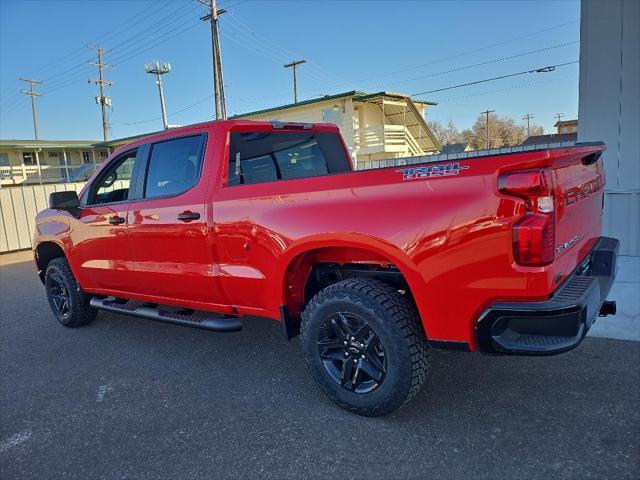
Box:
108, 216, 126, 225
177, 212, 200, 221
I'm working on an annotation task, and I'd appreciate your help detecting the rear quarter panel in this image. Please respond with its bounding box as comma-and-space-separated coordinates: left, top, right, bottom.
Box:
211, 141, 604, 347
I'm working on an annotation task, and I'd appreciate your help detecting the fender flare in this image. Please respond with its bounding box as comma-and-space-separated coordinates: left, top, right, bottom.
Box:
270, 233, 430, 330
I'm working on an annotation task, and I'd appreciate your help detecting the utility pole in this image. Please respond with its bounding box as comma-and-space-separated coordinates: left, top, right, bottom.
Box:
284, 60, 306, 103
19, 77, 43, 140
480, 109, 495, 149
522, 113, 534, 137
199, 0, 227, 120
554, 112, 565, 123
87, 45, 113, 142
145, 61, 172, 130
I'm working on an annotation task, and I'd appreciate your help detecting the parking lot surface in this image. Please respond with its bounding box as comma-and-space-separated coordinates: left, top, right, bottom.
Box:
1, 251, 639, 479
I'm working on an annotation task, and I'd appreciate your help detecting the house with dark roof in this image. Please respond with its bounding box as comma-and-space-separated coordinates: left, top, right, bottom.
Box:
439, 142, 472, 154
521, 132, 577, 146
554, 119, 578, 134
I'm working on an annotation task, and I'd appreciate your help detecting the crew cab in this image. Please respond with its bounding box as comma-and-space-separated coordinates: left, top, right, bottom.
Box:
33, 120, 618, 416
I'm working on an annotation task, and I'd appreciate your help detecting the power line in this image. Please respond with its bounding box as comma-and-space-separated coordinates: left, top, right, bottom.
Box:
0, 97, 29, 123
363, 41, 578, 92
26, 1, 157, 79
435, 74, 575, 103
291, 18, 580, 94
412, 61, 579, 96
108, 2, 196, 51
11, 3, 197, 98
224, 11, 339, 85
22, 2, 178, 90
114, 94, 214, 126
109, 18, 202, 66
41, 17, 203, 97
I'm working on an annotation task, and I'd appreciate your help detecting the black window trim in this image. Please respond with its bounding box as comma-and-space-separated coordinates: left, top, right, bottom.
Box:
138, 132, 208, 201
82, 147, 142, 207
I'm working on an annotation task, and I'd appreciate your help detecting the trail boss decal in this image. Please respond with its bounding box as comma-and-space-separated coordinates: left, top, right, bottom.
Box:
397, 162, 470, 181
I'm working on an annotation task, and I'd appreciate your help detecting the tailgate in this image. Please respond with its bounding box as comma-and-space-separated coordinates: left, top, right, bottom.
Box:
550, 145, 606, 274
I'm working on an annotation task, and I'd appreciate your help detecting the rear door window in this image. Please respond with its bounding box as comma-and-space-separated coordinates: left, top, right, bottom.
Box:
228, 131, 350, 186
143, 134, 205, 199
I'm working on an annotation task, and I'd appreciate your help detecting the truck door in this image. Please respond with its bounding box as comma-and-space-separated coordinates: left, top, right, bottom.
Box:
71, 148, 140, 291
127, 133, 223, 304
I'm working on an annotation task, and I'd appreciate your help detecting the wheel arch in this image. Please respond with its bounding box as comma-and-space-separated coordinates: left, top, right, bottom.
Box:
34, 240, 67, 284
277, 234, 429, 338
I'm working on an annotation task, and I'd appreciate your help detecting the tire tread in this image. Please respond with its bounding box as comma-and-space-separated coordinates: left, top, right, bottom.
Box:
46, 257, 96, 327
301, 278, 429, 416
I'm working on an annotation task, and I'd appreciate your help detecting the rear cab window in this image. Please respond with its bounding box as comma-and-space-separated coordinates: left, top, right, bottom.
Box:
228, 131, 351, 186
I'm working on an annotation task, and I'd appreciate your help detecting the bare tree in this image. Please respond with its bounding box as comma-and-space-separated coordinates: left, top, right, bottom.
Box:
466, 113, 544, 149
428, 119, 464, 145
429, 114, 545, 150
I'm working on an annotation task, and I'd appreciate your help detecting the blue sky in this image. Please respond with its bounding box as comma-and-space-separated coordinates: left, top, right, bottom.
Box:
0, 0, 580, 141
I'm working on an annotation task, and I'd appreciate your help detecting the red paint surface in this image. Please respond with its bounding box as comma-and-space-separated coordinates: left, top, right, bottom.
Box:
34, 121, 606, 350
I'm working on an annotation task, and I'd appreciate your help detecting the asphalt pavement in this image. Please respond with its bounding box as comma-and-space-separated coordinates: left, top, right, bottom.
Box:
1, 251, 639, 479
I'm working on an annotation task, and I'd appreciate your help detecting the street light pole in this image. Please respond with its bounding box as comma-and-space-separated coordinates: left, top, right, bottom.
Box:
145, 61, 172, 130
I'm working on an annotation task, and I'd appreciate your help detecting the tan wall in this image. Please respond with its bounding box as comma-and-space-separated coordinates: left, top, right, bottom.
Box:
354, 102, 382, 129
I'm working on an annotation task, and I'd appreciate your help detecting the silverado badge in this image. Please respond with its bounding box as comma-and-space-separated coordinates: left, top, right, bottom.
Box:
397, 163, 470, 181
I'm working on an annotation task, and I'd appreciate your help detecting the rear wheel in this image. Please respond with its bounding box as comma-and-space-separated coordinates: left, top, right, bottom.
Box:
301, 278, 429, 416
45, 257, 97, 327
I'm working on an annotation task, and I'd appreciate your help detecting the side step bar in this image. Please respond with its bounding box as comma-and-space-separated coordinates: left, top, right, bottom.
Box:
90, 297, 242, 332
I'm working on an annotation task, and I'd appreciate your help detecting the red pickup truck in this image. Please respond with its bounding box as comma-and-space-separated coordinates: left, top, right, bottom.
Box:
34, 120, 618, 416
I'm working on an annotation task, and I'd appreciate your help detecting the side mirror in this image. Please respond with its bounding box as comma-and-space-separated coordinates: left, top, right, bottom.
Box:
49, 191, 80, 209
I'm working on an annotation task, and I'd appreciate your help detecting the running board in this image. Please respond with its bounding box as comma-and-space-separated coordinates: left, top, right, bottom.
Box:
90, 297, 242, 332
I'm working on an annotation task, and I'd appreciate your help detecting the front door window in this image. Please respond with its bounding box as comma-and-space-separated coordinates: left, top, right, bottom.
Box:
89, 149, 137, 205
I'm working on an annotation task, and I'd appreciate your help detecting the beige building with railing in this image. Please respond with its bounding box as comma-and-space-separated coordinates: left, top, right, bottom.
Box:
0, 140, 111, 186
232, 90, 442, 166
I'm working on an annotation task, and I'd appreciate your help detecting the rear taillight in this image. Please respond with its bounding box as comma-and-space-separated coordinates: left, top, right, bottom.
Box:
499, 169, 555, 266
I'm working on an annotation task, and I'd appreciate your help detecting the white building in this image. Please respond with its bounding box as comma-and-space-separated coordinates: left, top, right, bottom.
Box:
578, 0, 639, 257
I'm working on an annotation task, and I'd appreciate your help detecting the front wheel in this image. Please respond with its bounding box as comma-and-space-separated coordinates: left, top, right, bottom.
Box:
301, 278, 429, 416
45, 257, 97, 327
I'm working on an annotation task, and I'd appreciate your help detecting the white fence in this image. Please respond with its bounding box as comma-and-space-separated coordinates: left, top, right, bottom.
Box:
0, 182, 86, 253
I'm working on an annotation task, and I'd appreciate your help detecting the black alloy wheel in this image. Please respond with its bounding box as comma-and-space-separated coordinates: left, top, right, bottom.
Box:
49, 272, 71, 319
317, 312, 387, 393
301, 278, 429, 416
44, 257, 97, 327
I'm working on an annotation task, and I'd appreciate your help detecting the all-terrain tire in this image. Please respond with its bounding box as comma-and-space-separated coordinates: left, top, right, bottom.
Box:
44, 257, 97, 327
301, 278, 429, 416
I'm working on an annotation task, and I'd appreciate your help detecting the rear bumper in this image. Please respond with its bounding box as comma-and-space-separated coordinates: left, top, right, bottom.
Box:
476, 236, 619, 356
